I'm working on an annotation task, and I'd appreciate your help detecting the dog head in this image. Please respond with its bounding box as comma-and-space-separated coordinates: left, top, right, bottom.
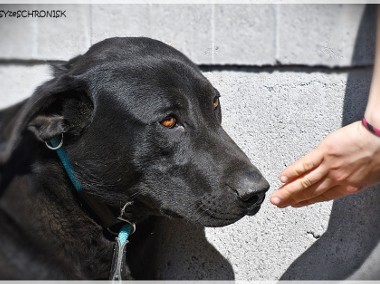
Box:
3, 37, 269, 227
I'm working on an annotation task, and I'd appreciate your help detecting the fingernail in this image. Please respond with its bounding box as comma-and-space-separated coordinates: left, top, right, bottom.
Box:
271, 196, 282, 206
280, 176, 288, 183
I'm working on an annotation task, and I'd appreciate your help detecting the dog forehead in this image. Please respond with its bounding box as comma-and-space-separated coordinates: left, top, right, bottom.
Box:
100, 74, 208, 116
74, 37, 217, 119
88, 66, 216, 127
91, 59, 214, 107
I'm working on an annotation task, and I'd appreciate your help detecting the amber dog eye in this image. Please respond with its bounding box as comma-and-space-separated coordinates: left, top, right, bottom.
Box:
161, 115, 177, 128
213, 96, 220, 110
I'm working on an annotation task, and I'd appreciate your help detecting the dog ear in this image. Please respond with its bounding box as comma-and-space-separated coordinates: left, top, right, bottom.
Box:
27, 88, 93, 142
0, 61, 93, 165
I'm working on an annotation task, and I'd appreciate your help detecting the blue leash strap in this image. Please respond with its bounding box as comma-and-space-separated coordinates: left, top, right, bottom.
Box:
47, 134, 135, 280
118, 223, 133, 247
110, 223, 134, 280
49, 136, 82, 192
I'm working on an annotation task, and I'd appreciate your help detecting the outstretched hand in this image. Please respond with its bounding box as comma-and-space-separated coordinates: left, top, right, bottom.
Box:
270, 121, 380, 208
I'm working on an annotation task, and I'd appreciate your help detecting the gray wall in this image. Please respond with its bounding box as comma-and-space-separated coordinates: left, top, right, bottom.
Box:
0, 4, 379, 280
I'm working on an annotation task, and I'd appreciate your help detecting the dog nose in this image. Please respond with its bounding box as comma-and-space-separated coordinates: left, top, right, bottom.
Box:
232, 172, 270, 204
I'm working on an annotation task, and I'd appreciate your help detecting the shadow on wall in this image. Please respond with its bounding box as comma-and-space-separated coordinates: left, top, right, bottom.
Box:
281, 5, 380, 280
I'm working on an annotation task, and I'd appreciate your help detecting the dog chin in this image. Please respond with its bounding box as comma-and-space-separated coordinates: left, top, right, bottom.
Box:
196, 216, 244, 227
159, 204, 262, 227
190, 211, 252, 227
206, 209, 262, 227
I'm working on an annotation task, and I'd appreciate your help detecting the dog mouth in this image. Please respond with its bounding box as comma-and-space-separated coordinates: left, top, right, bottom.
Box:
191, 199, 264, 227
156, 193, 266, 226
246, 205, 262, 216
200, 193, 266, 225
245, 193, 266, 215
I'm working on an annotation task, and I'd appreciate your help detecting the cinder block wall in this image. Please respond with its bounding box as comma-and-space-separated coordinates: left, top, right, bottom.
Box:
1, 4, 379, 280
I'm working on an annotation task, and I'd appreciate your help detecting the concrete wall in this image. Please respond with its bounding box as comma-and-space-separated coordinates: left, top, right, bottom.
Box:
0, 4, 379, 280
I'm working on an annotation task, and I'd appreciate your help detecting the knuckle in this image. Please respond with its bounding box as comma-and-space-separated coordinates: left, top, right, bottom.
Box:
292, 166, 303, 177
325, 144, 339, 158
304, 157, 315, 170
300, 177, 313, 189
292, 156, 316, 177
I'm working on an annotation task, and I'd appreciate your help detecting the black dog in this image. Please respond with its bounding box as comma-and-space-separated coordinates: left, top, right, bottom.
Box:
0, 37, 269, 280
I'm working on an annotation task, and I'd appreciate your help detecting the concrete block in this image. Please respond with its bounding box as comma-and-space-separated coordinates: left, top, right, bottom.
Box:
148, 5, 214, 64
91, 5, 151, 46
277, 5, 375, 67
213, 5, 276, 65
0, 5, 90, 60
0, 64, 52, 110
34, 5, 91, 60
91, 5, 213, 64
92, 4, 275, 65
0, 5, 37, 59
1, 4, 374, 67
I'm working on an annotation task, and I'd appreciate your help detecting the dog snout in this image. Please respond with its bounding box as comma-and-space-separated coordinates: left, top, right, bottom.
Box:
230, 172, 270, 205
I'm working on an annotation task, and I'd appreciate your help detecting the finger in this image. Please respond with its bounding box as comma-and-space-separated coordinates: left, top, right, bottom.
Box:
271, 177, 330, 208
291, 190, 335, 207
271, 166, 328, 207
280, 148, 324, 183
291, 185, 355, 207
285, 176, 335, 206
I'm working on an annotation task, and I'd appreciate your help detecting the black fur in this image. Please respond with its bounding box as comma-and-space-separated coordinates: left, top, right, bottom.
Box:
0, 37, 269, 279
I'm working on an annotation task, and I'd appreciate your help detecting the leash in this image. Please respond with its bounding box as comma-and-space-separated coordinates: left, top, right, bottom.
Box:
45, 134, 136, 280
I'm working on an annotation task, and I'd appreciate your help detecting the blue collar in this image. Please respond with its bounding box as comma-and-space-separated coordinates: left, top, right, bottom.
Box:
46, 134, 135, 280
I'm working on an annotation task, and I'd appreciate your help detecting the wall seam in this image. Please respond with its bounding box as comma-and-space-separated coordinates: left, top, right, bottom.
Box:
0, 60, 372, 74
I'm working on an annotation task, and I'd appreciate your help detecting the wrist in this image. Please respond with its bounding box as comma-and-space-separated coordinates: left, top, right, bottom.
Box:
364, 111, 380, 129
364, 86, 380, 127
364, 87, 380, 127
357, 120, 380, 157
362, 117, 380, 137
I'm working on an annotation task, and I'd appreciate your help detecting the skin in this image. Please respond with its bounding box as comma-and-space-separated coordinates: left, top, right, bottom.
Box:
270, 6, 380, 208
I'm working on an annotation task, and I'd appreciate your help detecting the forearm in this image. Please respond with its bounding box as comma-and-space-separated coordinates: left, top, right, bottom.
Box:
364, 6, 380, 124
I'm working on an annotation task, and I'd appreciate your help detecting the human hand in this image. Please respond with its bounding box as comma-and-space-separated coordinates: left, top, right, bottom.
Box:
270, 121, 380, 208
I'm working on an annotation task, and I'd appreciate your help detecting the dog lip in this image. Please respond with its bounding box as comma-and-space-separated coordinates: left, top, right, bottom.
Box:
240, 193, 265, 210
245, 195, 265, 216
257, 194, 266, 205
246, 205, 261, 216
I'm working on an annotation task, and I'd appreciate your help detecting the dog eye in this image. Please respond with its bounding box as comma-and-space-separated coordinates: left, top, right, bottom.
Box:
213, 96, 220, 110
161, 115, 177, 128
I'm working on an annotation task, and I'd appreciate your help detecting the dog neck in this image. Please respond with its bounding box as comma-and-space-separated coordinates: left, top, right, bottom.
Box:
0, 138, 117, 279
45, 135, 136, 280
